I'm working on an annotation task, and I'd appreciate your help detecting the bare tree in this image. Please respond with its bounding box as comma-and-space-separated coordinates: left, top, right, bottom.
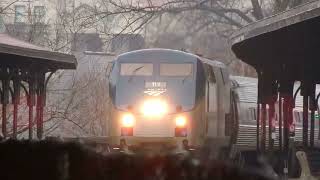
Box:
3, 2, 98, 53
92, 0, 312, 33
87, 0, 312, 77
45, 67, 110, 137
0, 0, 19, 14
0, 1, 110, 137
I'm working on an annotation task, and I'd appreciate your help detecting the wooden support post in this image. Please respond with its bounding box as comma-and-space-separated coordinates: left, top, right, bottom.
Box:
268, 102, 275, 151
1, 76, 9, 138
317, 92, 320, 141
12, 77, 20, 139
257, 103, 260, 152
36, 94, 42, 139
12, 102, 17, 139
261, 103, 267, 152
311, 107, 315, 147
28, 105, 33, 139
310, 87, 316, 147
279, 94, 283, 151
2, 104, 6, 138
28, 77, 36, 139
283, 96, 289, 153
303, 96, 309, 147
257, 71, 262, 153
36, 72, 45, 139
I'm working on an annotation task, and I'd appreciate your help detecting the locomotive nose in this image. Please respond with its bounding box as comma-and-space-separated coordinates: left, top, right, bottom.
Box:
140, 98, 168, 117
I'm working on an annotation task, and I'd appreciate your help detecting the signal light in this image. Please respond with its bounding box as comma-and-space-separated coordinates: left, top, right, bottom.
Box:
121, 114, 135, 127
175, 116, 187, 137
175, 116, 187, 127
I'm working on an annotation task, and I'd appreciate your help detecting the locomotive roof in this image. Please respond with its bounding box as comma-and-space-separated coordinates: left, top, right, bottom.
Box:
117, 48, 198, 62
116, 48, 227, 68
199, 56, 226, 69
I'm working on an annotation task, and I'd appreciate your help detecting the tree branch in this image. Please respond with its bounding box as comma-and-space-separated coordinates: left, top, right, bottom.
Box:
0, 0, 19, 14
250, 0, 264, 20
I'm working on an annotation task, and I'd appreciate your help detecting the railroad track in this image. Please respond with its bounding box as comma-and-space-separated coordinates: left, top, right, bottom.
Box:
0, 139, 275, 180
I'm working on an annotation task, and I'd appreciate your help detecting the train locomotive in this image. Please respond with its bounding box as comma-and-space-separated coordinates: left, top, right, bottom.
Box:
106, 49, 235, 152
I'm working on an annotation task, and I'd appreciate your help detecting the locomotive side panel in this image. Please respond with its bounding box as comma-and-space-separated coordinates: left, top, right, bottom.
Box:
200, 59, 232, 148
203, 65, 218, 138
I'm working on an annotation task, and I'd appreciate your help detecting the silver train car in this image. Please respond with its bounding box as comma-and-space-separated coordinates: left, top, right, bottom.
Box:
106, 49, 234, 152
231, 76, 320, 150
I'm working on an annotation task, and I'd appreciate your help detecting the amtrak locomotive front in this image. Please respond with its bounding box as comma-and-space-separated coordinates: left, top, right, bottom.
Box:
107, 49, 233, 153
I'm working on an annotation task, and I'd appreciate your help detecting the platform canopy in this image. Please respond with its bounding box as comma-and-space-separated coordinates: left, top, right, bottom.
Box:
0, 33, 76, 69
231, 0, 320, 82
231, 1, 320, 153
0, 32, 77, 139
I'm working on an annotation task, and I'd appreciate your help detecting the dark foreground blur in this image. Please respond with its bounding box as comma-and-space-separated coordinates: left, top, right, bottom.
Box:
0, 139, 276, 180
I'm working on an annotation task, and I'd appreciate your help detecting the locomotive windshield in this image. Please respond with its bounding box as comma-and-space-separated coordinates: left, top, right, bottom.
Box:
120, 63, 153, 76
160, 63, 193, 77
113, 62, 197, 112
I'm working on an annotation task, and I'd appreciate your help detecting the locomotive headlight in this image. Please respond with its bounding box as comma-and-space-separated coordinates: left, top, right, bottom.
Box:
121, 114, 135, 127
141, 99, 168, 117
175, 116, 187, 127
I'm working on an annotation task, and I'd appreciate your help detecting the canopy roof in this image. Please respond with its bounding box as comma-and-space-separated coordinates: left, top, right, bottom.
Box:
231, 1, 320, 82
0, 33, 77, 70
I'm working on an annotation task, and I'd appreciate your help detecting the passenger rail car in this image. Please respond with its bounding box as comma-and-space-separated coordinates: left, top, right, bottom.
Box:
106, 49, 235, 152
231, 76, 320, 150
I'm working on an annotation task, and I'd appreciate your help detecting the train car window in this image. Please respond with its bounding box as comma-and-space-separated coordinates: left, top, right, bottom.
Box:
160, 63, 193, 76
120, 63, 153, 76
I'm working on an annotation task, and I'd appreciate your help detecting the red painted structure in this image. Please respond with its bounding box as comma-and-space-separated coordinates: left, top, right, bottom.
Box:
0, 33, 76, 139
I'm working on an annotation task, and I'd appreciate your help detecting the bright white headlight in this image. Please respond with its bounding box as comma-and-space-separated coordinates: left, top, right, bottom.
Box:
121, 114, 135, 127
141, 99, 168, 117
175, 116, 187, 127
